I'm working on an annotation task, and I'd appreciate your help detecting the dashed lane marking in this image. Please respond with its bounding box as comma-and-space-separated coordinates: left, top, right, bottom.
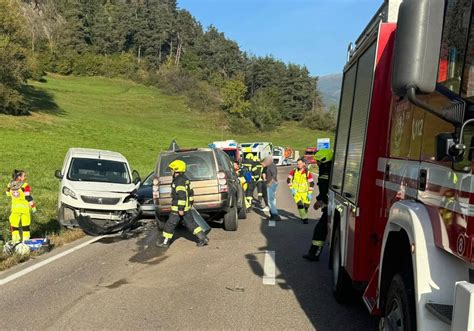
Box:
263, 250, 276, 285
0, 235, 107, 286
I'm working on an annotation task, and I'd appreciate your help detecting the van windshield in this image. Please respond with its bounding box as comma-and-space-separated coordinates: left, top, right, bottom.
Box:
159, 151, 216, 181
274, 150, 282, 156
68, 158, 131, 184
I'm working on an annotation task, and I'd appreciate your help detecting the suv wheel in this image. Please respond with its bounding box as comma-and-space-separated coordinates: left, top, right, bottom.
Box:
223, 206, 238, 231
238, 204, 247, 219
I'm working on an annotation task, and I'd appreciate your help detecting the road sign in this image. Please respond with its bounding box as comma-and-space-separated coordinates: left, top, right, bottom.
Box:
317, 138, 330, 150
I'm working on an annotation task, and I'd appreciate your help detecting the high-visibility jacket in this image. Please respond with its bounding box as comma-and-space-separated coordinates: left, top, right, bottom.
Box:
253, 156, 264, 181
287, 168, 314, 193
6, 181, 35, 213
241, 159, 259, 181
170, 174, 194, 213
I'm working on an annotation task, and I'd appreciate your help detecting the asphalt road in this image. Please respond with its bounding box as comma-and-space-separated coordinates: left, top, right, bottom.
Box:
0, 167, 378, 330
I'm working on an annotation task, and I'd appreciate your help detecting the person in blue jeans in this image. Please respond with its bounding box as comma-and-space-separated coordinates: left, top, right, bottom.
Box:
263, 157, 281, 221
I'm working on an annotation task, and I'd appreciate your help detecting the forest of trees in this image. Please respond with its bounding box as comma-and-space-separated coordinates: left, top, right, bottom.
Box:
0, 0, 335, 131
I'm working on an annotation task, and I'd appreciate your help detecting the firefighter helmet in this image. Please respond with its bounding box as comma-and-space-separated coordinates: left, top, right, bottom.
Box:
314, 149, 334, 163
169, 160, 186, 173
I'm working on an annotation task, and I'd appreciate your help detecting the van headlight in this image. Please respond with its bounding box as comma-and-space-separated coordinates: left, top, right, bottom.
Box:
62, 186, 77, 200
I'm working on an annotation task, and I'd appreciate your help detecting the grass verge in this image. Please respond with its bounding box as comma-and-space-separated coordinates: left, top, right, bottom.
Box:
0, 73, 333, 245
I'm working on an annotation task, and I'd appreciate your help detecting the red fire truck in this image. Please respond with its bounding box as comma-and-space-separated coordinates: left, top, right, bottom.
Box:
328, 0, 474, 329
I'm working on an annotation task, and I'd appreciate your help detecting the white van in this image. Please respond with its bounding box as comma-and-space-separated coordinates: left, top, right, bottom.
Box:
54, 148, 141, 235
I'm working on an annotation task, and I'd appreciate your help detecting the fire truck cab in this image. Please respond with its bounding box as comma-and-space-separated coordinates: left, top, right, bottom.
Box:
328, 0, 474, 329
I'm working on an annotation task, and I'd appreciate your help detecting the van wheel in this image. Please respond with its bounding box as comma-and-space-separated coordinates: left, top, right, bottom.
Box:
223, 206, 238, 231
331, 227, 352, 303
380, 273, 416, 331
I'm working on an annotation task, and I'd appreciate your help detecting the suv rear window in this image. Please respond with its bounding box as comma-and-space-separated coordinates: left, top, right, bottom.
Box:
159, 151, 217, 181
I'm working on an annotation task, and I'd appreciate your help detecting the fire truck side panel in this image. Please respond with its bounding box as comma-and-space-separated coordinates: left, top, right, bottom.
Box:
330, 23, 396, 282
379, 200, 470, 330
353, 23, 397, 282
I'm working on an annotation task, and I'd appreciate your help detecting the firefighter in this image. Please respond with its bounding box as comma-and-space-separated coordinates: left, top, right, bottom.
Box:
254, 154, 265, 206
5, 170, 37, 243
234, 161, 252, 209
287, 158, 314, 224
156, 160, 209, 248
303, 149, 334, 262
242, 152, 258, 211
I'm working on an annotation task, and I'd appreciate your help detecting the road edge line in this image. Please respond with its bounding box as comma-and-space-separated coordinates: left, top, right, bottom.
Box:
0, 235, 106, 286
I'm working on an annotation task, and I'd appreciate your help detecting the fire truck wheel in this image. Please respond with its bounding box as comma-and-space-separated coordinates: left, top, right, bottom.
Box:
331, 227, 352, 303
383, 273, 416, 331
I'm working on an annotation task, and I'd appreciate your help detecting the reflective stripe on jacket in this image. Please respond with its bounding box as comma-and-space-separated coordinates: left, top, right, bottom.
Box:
6, 181, 35, 213
170, 174, 194, 213
287, 168, 314, 193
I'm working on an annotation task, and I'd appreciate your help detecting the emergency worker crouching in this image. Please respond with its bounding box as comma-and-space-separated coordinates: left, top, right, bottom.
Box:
5, 170, 36, 243
303, 149, 333, 261
156, 160, 209, 248
287, 158, 314, 224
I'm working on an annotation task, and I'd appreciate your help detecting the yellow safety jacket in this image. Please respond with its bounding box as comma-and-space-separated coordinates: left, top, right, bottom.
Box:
287, 168, 314, 193
6, 181, 34, 214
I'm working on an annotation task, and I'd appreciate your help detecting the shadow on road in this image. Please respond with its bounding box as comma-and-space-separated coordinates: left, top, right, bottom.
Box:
251, 219, 377, 330
245, 171, 378, 330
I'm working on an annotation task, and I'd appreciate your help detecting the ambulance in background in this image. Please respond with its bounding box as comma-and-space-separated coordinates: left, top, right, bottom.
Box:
210, 140, 241, 162
240, 142, 273, 161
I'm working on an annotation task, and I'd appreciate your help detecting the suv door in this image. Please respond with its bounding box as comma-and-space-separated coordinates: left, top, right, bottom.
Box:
215, 150, 242, 209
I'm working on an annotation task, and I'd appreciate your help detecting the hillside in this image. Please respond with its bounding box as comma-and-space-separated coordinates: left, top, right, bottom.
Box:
318, 73, 342, 109
0, 74, 332, 238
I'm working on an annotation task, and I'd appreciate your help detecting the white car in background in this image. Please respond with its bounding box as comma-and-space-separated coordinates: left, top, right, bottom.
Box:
272, 146, 286, 166
54, 148, 141, 235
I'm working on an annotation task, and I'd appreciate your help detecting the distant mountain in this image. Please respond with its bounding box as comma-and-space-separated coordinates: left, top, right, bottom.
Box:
318, 73, 342, 109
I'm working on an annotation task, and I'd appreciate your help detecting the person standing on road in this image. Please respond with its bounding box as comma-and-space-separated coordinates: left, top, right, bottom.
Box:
263, 157, 280, 221
234, 160, 252, 210
303, 149, 334, 261
242, 152, 258, 211
287, 158, 314, 224
254, 155, 266, 207
5, 170, 37, 243
156, 160, 209, 248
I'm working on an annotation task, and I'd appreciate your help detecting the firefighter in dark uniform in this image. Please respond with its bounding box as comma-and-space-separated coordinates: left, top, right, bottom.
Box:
241, 152, 258, 211
157, 160, 209, 248
303, 149, 333, 261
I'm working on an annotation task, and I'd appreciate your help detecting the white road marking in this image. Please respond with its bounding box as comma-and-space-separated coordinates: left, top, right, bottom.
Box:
0, 235, 106, 286
263, 250, 276, 285
268, 220, 276, 227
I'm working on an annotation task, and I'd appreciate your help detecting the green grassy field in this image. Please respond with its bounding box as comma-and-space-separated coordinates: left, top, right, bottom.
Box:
0, 74, 333, 239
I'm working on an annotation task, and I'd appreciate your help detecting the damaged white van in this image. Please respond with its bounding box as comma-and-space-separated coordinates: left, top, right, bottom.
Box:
55, 148, 141, 235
